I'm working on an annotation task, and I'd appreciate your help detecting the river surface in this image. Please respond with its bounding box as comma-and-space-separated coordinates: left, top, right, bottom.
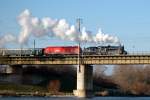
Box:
0, 97, 149, 100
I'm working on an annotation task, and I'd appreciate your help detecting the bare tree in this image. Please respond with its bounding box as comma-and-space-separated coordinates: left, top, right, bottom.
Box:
112, 65, 150, 95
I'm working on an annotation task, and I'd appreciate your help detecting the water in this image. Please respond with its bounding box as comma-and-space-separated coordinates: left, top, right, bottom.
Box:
0, 97, 149, 100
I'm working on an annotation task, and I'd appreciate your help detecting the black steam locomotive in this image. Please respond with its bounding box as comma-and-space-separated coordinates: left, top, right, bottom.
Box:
83, 45, 127, 55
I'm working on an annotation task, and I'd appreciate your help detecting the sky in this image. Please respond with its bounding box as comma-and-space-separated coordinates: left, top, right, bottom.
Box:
0, 0, 150, 52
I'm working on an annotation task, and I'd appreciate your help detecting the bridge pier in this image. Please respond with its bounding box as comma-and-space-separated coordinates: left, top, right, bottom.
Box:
5, 65, 13, 74
73, 65, 93, 98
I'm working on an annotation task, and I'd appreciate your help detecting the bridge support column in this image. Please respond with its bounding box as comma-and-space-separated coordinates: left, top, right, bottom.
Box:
73, 65, 93, 98
5, 66, 13, 74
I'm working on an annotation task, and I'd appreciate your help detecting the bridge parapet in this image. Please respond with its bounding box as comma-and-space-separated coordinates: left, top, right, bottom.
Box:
0, 55, 150, 65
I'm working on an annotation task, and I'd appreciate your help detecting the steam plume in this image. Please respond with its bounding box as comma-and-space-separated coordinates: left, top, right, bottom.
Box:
0, 34, 16, 47
1, 9, 120, 46
18, 9, 120, 44
95, 29, 119, 43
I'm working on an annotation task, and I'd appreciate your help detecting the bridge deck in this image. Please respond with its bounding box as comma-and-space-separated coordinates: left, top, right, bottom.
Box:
0, 55, 150, 65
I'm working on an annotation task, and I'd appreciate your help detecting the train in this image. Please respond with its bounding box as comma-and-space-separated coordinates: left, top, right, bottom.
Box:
0, 45, 127, 56
0, 46, 80, 56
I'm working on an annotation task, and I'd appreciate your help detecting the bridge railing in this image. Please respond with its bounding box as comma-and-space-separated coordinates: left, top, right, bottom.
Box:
127, 51, 150, 55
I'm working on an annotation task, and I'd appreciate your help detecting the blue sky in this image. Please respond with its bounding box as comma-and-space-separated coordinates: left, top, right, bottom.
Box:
0, 0, 150, 52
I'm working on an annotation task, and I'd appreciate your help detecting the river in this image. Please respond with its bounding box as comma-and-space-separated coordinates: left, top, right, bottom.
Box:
0, 97, 150, 100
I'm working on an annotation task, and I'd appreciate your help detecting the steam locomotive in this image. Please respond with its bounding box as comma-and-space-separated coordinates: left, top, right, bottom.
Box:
0, 45, 127, 56
83, 45, 127, 55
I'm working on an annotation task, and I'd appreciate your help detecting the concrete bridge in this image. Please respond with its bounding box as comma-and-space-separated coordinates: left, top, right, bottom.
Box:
0, 54, 150, 97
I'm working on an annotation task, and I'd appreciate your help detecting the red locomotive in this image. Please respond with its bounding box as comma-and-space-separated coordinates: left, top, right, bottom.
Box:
43, 46, 79, 55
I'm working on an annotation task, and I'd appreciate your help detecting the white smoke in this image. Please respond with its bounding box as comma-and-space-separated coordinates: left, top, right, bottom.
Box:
0, 9, 120, 47
17, 9, 120, 45
0, 34, 16, 47
80, 27, 93, 42
95, 29, 119, 43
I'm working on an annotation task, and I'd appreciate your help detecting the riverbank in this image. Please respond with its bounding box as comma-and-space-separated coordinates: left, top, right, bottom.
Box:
0, 83, 149, 97
0, 90, 149, 97
0, 83, 73, 97
0, 91, 73, 97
